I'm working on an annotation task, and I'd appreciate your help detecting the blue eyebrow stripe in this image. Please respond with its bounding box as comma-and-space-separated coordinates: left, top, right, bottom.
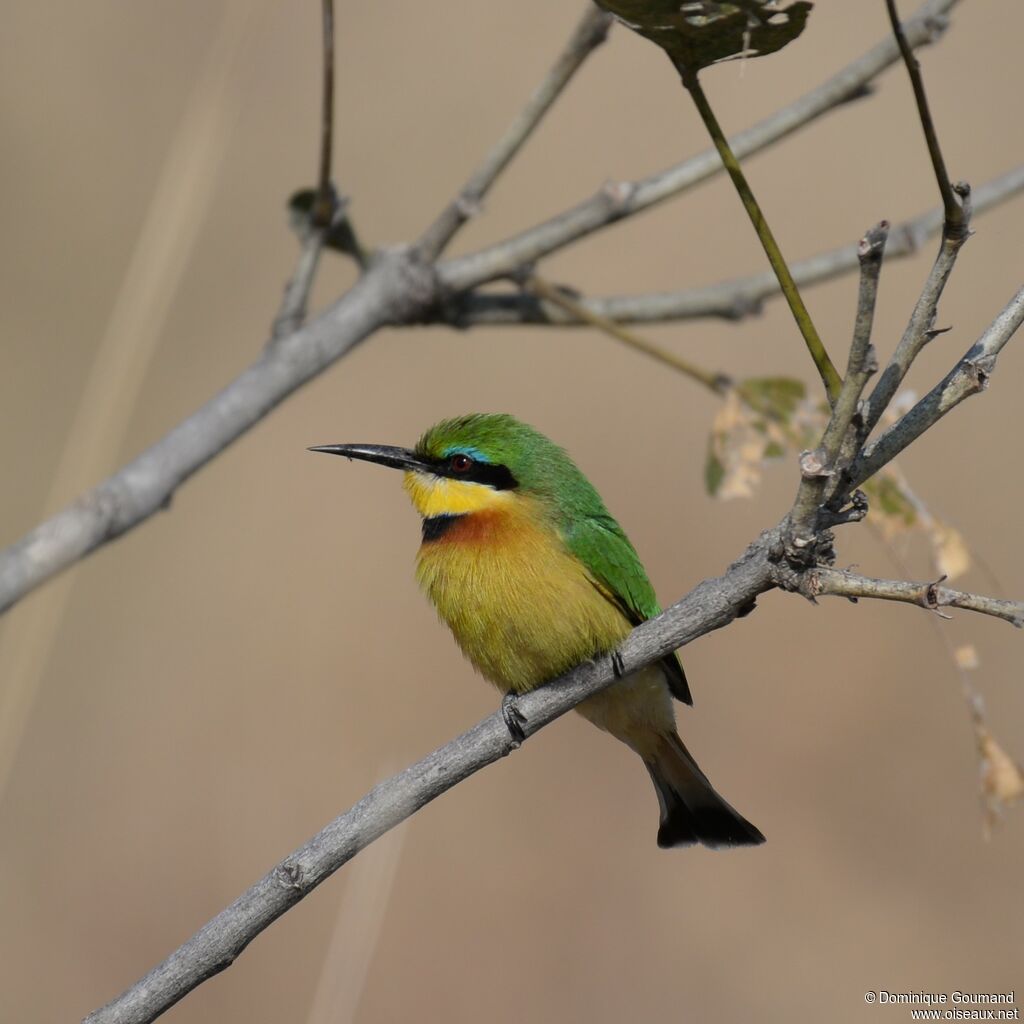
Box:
441, 445, 490, 463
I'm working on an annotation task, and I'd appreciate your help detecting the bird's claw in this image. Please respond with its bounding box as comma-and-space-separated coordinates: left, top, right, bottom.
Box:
501, 692, 528, 748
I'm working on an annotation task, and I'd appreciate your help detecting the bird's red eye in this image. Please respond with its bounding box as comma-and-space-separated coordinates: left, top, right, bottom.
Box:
450, 453, 473, 473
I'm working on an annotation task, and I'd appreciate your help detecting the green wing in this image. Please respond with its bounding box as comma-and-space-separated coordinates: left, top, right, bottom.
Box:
565, 514, 692, 706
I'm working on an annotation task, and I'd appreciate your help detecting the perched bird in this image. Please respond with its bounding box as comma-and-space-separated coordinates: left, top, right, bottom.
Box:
311, 414, 763, 849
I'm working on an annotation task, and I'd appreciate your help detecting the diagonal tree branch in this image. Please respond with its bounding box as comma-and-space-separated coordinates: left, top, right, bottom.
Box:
82, 527, 780, 1024
0, 252, 436, 617
446, 163, 1024, 328
416, 5, 613, 262
436, 0, 960, 294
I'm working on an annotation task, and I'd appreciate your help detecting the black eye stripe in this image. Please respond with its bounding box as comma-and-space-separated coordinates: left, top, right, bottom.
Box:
462, 461, 518, 490
424, 455, 518, 490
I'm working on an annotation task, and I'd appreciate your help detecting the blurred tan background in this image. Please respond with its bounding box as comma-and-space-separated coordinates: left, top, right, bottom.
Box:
1, 2, 1022, 1022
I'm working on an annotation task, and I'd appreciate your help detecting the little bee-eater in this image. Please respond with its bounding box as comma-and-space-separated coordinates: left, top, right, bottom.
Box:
312, 414, 763, 849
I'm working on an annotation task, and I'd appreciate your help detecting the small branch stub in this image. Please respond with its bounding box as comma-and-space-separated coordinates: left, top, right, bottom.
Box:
799, 447, 831, 479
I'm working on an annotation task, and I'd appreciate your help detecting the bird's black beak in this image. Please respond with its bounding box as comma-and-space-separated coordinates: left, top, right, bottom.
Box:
308, 443, 431, 473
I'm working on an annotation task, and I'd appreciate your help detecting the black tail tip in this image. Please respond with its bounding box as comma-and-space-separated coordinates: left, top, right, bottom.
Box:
657, 805, 766, 850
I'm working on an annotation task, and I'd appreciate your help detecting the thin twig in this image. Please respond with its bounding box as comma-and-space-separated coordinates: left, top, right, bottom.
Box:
416, 6, 613, 262
806, 568, 1024, 627
270, 0, 338, 343
849, 284, 1024, 489
315, 0, 335, 227
437, 0, 960, 294
858, 201, 967, 432
860, 0, 975, 432
83, 529, 780, 1024
789, 222, 888, 536
528, 274, 730, 394
448, 164, 1024, 328
885, 0, 965, 237
678, 65, 841, 402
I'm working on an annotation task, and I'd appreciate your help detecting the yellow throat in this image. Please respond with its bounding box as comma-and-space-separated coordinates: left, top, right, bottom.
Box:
403, 470, 631, 693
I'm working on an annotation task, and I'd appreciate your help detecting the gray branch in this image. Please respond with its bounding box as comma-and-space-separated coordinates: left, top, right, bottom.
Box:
435, 0, 959, 294
806, 567, 1024, 627
860, 182, 973, 433
83, 528, 780, 1024
848, 283, 1024, 489
445, 163, 1024, 328
789, 221, 887, 540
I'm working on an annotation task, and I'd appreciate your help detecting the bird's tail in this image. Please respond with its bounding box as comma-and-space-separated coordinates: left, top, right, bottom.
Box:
644, 731, 765, 849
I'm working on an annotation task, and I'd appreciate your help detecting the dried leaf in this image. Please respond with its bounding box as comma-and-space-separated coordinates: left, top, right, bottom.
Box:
978, 726, 1024, 838
953, 644, 979, 671
705, 390, 766, 500
594, 0, 812, 73
702, 378, 820, 500
930, 520, 971, 582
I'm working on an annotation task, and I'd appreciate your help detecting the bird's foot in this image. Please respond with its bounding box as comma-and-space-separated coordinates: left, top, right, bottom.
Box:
611, 648, 626, 678
501, 692, 528, 749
